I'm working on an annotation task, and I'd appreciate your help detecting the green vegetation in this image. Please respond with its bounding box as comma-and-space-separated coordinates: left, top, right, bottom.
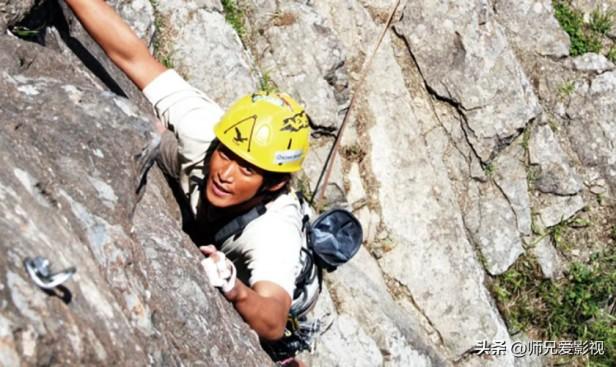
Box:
520, 126, 531, 151
558, 80, 576, 98
149, 0, 174, 68
10, 26, 40, 38
547, 119, 560, 133
221, 0, 245, 37
531, 214, 590, 252
607, 47, 616, 63
482, 162, 495, 177
590, 9, 614, 35
526, 165, 541, 187
491, 248, 615, 366
259, 71, 277, 93
553, 1, 608, 56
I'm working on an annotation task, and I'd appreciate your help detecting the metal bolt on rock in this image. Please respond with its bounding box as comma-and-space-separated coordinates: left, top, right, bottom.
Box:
24, 256, 76, 289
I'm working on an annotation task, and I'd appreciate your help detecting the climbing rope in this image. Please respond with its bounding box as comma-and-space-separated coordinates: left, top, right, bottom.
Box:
309, 0, 402, 207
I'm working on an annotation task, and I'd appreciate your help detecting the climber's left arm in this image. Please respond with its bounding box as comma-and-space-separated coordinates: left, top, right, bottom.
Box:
64, 0, 166, 89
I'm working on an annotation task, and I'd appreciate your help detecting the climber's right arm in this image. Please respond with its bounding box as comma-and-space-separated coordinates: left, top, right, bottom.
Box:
64, 0, 166, 90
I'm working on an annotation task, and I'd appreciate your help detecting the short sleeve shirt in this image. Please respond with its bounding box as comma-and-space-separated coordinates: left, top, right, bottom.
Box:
143, 70, 303, 297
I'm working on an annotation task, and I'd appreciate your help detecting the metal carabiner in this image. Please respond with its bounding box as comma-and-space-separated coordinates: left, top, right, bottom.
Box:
23, 256, 76, 290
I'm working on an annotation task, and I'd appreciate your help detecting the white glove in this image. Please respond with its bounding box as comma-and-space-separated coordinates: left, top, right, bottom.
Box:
201, 251, 237, 293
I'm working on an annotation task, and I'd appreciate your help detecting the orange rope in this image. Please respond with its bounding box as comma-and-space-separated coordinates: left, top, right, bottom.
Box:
312, 0, 402, 209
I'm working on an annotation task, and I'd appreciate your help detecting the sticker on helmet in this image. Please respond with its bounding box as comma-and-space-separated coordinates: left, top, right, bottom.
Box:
274, 150, 303, 164
252, 94, 286, 108
281, 111, 309, 132
222, 115, 257, 152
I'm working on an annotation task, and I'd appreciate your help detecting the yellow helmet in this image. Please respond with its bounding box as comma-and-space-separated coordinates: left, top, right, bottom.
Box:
214, 91, 310, 173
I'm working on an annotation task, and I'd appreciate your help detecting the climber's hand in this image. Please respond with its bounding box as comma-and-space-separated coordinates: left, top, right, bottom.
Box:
134, 134, 161, 197
200, 245, 237, 293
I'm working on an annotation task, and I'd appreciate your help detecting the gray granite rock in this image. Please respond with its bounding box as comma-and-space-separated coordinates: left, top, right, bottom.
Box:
569, 53, 615, 73
494, 142, 533, 236
535, 194, 586, 228
357, 32, 513, 361
0, 0, 37, 32
529, 124, 583, 195
565, 71, 616, 193
55, 0, 157, 116
465, 180, 525, 275
512, 333, 547, 367
245, 0, 348, 129
494, 0, 570, 57
0, 34, 272, 366
3, 0, 615, 365
302, 249, 446, 366
302, 289, 384, 367
154, 0, 259, 107
395, 1, 541, 161
109, 0, 155, 43
530, 236, 564, 279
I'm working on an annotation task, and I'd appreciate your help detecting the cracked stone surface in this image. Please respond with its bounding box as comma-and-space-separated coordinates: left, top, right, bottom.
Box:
2, 0, 615, 365
565, 71, 616, 193
465, 179, 525, 275
245, 0, 348, 130
494, 0, 570, 57
394, 1, 541, 161
0, 35, 272, 365
535, 194, 586, 228
303, 248, 447, 367
154, 0, 259, 107
301, 289, 384, 367
494, 141, 532, 236
357, 31, 512, 360
529, 124, 583, 196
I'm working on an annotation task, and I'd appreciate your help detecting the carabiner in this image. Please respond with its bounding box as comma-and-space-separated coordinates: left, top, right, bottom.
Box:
24, 256, 76, 290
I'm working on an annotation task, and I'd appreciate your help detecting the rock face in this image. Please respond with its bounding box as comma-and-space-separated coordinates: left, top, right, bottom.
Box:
394, 1, 542, 162
529, 124, 583, 196
0, 10, 271, 367
153, 0, 259, 107
0, 0, 36, 32
494, 0, 570, 57
566, 71, 616, 192
2, 0, 615, 366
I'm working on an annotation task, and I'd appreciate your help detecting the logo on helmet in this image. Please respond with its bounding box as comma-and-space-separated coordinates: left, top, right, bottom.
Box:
274, 150, 303, 164
280, 111, 309, 132
222, 115, 257, 152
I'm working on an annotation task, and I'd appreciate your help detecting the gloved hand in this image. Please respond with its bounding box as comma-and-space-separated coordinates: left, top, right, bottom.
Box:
134, 133, 161, 198
200, 245, 237, 293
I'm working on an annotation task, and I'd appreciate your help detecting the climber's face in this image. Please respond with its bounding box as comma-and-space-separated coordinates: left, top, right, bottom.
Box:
205, 143, 265, 208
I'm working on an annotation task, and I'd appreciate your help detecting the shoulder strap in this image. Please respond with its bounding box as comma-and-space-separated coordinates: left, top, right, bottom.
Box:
213, 204, 267, 245
294, 191, 311, 232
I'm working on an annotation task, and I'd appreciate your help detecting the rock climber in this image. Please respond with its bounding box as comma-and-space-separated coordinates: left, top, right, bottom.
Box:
65, 1, 310, 365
